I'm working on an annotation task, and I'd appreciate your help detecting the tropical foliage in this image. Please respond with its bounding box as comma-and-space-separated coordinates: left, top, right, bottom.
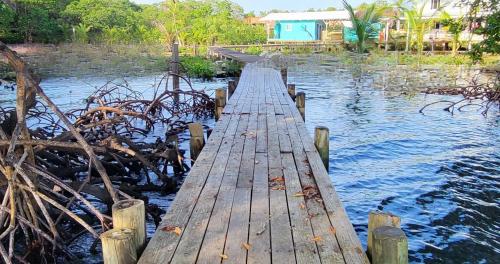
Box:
0, 0, 266, 45
342, 0, 381, 53
440, 12, 467, 55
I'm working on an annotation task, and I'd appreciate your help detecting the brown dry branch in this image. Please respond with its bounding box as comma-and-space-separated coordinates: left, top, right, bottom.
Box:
421, 70, 500, 116
0, 41, 215, 262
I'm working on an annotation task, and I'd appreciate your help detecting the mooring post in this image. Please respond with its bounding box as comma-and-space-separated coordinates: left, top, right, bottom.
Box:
367, 211, 402, 259
280, 67, 287, 86
314, 126, 329, 171
287, 83, 296, 100
171, 42, 180, 104
296, 92, 305, 120
101, 228, 137, 264
372, 226, 408, 264
112, 199, 146, 254
189, 122, 205, 162
228, 80, 237, 99
215, 88, 227, 121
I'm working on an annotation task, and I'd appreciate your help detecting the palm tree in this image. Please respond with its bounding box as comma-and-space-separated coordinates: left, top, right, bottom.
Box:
342, 0, 380, 53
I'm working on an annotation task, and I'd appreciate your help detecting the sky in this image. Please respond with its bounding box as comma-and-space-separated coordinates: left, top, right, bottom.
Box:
132, 0, 370, 13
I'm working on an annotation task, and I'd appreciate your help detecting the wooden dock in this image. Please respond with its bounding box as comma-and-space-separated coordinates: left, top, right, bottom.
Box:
139, 48, 369, 263
208, 47, 263, 63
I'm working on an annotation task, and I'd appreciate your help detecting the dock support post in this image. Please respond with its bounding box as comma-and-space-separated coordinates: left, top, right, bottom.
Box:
372, 226, 408, 264
112, 199, 146, 254
215, 88, 227, 121
280, 68, 287, 86
171, 42, 180, 104
228, 80, 237, 99
189, 122, 205, 162
368, 211, 401, 259
101, 228, 137, 264
287, 84, 296, 100
314, 126, 329, 171
296, 92, 305, 120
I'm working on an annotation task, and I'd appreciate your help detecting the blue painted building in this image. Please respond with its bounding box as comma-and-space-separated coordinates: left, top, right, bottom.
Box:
260, 11, 350, 42
274, 20, 324, 41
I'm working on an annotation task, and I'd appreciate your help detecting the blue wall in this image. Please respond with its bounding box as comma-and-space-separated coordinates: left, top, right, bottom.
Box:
274, 20, 323, 41
343, 23, 383, 43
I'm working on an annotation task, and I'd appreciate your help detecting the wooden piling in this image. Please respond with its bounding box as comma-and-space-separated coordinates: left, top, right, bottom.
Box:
296, 92, 305, 120
228, 80, 237, 99
189, 122, 205, 162
171, 42, 180, 104
368, 211, 401, 259
280, 68, 287, 86
215, 88, 226, 121
287, 84, 295, 100
314, 126, 329, 171
372, 226, 408, 264
101, 228, 137, 264
112, 199, 146, 254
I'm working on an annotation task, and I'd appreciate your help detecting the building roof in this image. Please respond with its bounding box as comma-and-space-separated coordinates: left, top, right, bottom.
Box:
260, 11, 350, 22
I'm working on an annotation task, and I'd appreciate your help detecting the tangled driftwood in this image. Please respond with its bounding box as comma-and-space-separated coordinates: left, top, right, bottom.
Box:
421, 70, 500, 115
0, 41, 214, 262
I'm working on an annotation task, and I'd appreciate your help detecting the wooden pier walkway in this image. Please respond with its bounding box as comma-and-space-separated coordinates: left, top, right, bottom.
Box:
138, 58, 368, 263
208, 47, 263, 63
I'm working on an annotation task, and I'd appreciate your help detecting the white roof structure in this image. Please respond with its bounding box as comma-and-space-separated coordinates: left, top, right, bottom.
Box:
260, 11, 350, 22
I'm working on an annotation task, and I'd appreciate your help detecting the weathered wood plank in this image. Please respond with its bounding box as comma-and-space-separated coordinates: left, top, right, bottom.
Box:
140, 63, 366, 264
169, 108, 248, 264
223, 187, 252, 263
266, 81, 296, 263
281, 153, 322, 264
138, 70, 251, 264
196, 112, 250, 264
247, 153, 271, 264
282, 102, 345, 264
277, 69, 369, 264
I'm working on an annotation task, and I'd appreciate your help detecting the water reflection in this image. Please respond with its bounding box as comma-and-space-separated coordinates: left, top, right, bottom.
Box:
288, 58, 499, 263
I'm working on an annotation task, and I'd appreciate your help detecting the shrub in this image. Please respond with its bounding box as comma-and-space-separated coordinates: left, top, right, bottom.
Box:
180, 56, 215, 79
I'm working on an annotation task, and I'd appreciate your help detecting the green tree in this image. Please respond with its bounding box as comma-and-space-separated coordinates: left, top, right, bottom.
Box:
343, 0, 381, 53
465, 0, 500, 61
6, 0, 70, 43
0, 3, 16, 41
63, 0, 141, 42
440, 12, 467, 55
470, 11, 500, 62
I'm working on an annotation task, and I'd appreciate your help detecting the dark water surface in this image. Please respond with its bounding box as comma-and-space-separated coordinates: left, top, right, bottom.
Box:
2, 62, 498, 263
1, 75, 222, 263
287, 61, 499, 263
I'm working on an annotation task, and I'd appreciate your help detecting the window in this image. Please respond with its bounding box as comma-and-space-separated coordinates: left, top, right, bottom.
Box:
431, 0, 440, 9
285, 24, 293, 32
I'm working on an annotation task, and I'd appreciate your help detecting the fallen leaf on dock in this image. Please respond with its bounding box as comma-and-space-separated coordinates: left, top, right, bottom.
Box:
293, 192, 305, 197
270, 176, 284, 182
162, 226, 183, 236
312, 236, 322, 242
220, 254, 228, 260
272, 186, 286, 190
299, 202, 306, 209
329, 226, 336, 235
242, 243, 251, 250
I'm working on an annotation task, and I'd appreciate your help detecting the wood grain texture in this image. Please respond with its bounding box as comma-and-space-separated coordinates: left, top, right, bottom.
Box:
139, 61, 367, 264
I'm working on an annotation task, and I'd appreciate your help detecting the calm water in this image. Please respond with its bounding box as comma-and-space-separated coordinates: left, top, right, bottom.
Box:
287, 60, 499, 263
2, 61, 498, 263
